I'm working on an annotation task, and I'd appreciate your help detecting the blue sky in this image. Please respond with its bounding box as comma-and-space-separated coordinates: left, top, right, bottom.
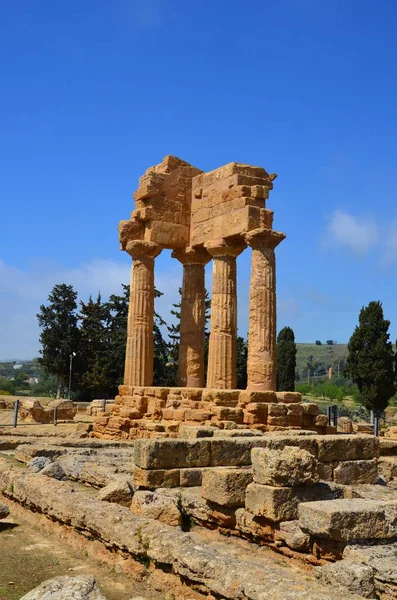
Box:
1, 0, 397, 359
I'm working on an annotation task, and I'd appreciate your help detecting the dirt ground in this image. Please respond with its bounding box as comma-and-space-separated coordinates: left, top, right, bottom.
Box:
0, 508, 171, 600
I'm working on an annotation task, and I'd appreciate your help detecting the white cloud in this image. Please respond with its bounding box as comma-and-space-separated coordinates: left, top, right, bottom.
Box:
383, 216, 397, 265
0, 257, 182, 360
323, 209, 378, 257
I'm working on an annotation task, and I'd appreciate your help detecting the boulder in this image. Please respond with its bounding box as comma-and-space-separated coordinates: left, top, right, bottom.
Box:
27, 456, 52, 473
97, 477, 135, 507
251, 446, 317, 487
45, 399, 77, 421
40, 462, 68, 481
0, 502, 10, 519
275, 520, 310, 551
20, 575, 106, 600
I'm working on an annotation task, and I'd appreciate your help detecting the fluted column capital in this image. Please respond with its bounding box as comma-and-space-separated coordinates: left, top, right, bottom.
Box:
245, 228, 286, 249
171, 246, 211, 266
125, 240, 162, 260
204, 238, 245, 258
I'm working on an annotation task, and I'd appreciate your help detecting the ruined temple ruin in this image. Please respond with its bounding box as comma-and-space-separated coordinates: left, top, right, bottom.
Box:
94, 156, 331, 439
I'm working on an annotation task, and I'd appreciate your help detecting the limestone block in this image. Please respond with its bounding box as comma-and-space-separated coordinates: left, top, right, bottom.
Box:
27, 456, 52, 472
302, 403, 319, 416
276, 392, 302, 404
180, 468, 205, 487
245, 483, 299, 522
316, 462, 335, 481
299, 499, 390, 541
333, 459, 379, 485
134, 439, 210, 469
201, 468, 253, 507
184, 408, 212, 422
275, 520, 310, 552
287, 403, 303, 416
213, 429, 264, 438
202, 389, 240, 406
130, 490, 181, 526
378, 456, 397, 482
40, 462, 67, 481
251, 446, 318, 487
338, 416, 354, 434
209, 437, 266, 466
133, 466, 180, 489
97, 477, 134, 507
211, 407, 244, 423
315, 415, 328, 427
379, 439, 397, 456
267, 416, 289, 427
178, 425, 214, 438
288, 415, 303, 427
316, 436, 379, 462
238, 390, 277, 406
235, 508, 275, 542
267, 403, 287, 416
314, 561, 375, 599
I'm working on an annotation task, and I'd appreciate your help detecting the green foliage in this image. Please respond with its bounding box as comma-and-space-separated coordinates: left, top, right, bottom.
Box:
31, 371, 58, 397
344, 301, 396, 413
0, 377, 16, 395
0, 390, 11, 395
236, 336, 248, 389
37, 284, 80, 398
315, 340, 322, 345
296, 382, 311, 395
276, 326, 296, 391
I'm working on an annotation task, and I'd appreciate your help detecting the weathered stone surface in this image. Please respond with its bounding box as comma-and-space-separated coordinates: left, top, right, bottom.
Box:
201, 468, 253, 507
134, 466, 180, 489
205, 241, 244, 389
15, 444, 67, 463
134, 439, 210, 469
130, 490, 181, 526
343, 543, 397, 598
299, 499, 390, 541
40, 461, 67, 481
178, 425, 214, 438
378, 456, 397, 482
245, 483, 298, 522
275, 520, 310, 551
333, 459, 379, 485
27, 456, 52, 473
251, 446, 317, 487
235, 508, 274, 542
0, 469, 360, 600
213, 429, 264, 438
98, 477, 134, 507
20, 575, 106, 600
0, 501, 10, 519
314, 561, 375, 599
316, 436, 379, 463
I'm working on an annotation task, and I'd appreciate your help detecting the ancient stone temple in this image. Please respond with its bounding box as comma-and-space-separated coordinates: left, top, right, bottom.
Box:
94, 156, 329, 439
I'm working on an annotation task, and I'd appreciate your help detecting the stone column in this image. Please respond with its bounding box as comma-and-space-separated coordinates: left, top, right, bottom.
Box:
245, 229, 285, 391
124, 240, 162, 387
205, 239, 245, 389
172, 248, 211, 388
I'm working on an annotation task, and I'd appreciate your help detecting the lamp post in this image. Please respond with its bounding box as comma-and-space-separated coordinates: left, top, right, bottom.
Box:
67, 352, 76, 400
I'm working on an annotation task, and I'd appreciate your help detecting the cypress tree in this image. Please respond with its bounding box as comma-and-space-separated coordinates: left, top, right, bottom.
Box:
344, 301, 396, 413
276, 326, 297, 391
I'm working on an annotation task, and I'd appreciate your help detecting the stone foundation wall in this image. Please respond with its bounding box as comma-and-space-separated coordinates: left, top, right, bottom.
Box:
93, 385, 334, 440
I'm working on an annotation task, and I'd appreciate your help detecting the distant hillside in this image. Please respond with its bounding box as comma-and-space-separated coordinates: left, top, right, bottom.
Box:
295, 343, 348, 378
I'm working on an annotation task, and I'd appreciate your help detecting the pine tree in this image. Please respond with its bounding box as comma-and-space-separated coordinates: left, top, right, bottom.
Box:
276, 326, 297, 391
167, 288, 182, 383
153, 288, 174, 386
344, 301, 396, 413
37, 284, 80, 398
